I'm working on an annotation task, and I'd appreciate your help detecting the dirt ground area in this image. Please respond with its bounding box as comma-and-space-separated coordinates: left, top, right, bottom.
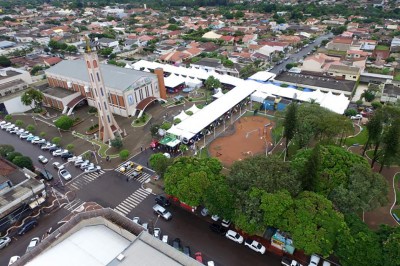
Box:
208, 116, 274, 167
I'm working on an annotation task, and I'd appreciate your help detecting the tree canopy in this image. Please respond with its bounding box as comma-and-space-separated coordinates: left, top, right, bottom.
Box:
149, 153, 173, 178
20, 88, 44, 111
54, 115, 74, 130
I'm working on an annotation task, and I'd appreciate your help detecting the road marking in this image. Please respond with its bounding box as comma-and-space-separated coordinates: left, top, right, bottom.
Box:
64, 199, 83, 211
67, 170, 105, 190
113, 188, 151, 217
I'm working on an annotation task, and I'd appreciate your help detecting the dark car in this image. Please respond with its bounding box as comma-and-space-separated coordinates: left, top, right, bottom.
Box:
35, 168, 53, 181
155, 195, 170, 207
209, 223, 227, 235
18, 220, 38, 235
172, 238, 181, 251
183, 246, 191, 256
61, 152, 73, 160
131, 170, 142, 178
48, 146, 59, 152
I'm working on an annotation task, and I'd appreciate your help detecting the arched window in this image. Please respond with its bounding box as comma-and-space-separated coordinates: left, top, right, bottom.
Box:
86, 61, 91, 68
100, 87, 104, 96
93, 60, 98, 68
96, 73, 100, 82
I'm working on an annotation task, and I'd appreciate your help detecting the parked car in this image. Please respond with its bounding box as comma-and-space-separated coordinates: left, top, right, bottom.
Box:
48, 146, 59, 152
20, 133, 32, 139
41, 143, 54, 150
153, 204, 172, 220
5, 124, 15, 132
244, 239, 266, 254
17, 220, 38, 235
35, 168, 53, 181
84, 165, 101, 173
26, 135, 37, 142
74, 159, 87, 167
0, 237, 11, 249
52, 162, 64, 170
201, 207, 209, 216
282, 257, 303, 266
26, 237, 40, 253
28, 136, 40, 143
162, 235, 169, 244
183, 246, 191, 256
172, 238, 181, 251
0, 122, 11, 129
8, 256, 20, 265
119, 161, 134, 172
80, 162, 93, 170
155, 195, 170, 207
221, 219, 231, 228
350, 114, 363, 120
60, 169, 72, 180
132, 217, 140, 224
16, 129, 28, 136
130, 170, 142, 179
52, 149, 68, 156
60, 152, 74, 160
153, 228, 161, 239
211, 214, 220, 221
195, 252, 203, 263
142, 223, 148, 230
225, 230, 244, 244
308, 255, 321, 266
32, 138, 46, 145
322, 261, 331, 266
209, 223, 227, 235
68, 156, 82, 163
9, 127, 19, 134
38, 155, 48, 164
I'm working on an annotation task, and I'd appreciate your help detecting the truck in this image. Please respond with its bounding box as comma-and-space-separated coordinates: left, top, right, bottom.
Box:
281, 257, 303, 266
244, 239, 266, 254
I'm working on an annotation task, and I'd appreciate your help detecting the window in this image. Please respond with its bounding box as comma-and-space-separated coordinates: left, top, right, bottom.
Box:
96, 72, 100, 82
107, 115, 111, 123
86, 61, 91, 68
94, 89, 98, 97
93, 60, 98, 68
98, 103, 101, 110
91, 74, 94, 82
104, 101, 107, 110
100, 87, 104, 96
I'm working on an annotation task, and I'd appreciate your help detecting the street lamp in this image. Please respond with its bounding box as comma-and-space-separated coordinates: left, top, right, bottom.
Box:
57, 127, 62, 137
90, 118, 94, 128
32, 116, 37, 125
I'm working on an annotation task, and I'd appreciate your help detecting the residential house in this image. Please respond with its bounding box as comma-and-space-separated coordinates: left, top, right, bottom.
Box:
160, 47, 202, 64
322, 18, 346, 25
198, 42, 219, 52
13, 34, 34, 43
43, 57, 62, 67
220, 35, 234, 44
305, 18, 320, 25
191, 58, 239, 77
242, 34, 258, 45
381, 81, 400, 103
301, 53, 341, 73
202, 31, 222, 40
327, 65, 360, 81
278, 35, 301, 45
326, 37, 353, 51
167, 30, 182, 39
390, 37, 400, 52
346, 50, 370, 59
98, 37, 119, 48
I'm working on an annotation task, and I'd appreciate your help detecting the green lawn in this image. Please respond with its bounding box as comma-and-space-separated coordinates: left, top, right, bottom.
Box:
394, 73, 400, 81
326, 49, 346, 56
375, 45, 390, 51
345, 127, 368, 146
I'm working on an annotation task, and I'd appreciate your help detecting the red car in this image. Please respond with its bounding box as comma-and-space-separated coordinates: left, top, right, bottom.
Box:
195, 252, 203, 263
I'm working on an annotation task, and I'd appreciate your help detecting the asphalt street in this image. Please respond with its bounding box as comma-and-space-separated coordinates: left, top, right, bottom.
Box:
0, 129, 282, 266
270, 32, 333, 74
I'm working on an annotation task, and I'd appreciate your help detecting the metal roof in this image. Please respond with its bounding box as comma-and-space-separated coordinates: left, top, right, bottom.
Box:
45, 60, 157, 92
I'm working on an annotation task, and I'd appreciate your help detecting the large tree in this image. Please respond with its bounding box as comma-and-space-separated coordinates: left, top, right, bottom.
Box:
283, 191, 345, 257
203, 178, 235, 220
282, 102, 297, 158
329, 164, 388, 213
377, 120, 400, 172
54, 115, 74, 130
363, 111, 383, 156
0, 144, 14, 157
20, 88, 44, 111
164, 157, 222, 206
0, 55, 11, 67
12, 156, 34, 171
204, 75, 221, 102
149, 153, 173, 178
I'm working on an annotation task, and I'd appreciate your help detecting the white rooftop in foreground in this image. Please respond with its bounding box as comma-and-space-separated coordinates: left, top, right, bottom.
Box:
26, 225, 131, 266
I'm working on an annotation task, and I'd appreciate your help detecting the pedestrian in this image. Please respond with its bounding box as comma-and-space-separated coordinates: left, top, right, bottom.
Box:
141, 146, 143, 152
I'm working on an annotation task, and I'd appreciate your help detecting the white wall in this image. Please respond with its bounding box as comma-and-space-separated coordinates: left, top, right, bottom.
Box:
4, 95, 32, 114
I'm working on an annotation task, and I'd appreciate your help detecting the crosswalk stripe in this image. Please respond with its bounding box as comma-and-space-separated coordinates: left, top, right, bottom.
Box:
124, 197, 138, 205
120, 202, 135, 209
114, 209, 126, 217
136, 190, 150, 197
126, 197, 141, 205
116, 205, 130, 213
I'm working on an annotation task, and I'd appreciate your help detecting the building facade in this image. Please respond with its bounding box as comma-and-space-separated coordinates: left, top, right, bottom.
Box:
44, 60, 165, 117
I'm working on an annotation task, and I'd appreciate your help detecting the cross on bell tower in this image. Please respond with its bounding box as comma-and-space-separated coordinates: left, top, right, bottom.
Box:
83, 37, 122, 143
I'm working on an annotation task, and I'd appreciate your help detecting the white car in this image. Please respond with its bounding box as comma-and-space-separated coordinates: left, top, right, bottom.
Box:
32, 138, 46, 145
221, 219, 231, 228
350, 114, 363, 120
59, 169, 72, 180
225, 230, 244, 244
84, 165, 101, 173
8, 256, 20, 266
211, 214, 220, 221
52, 162, 64, 170
5, 124, 15, 131
20, 133, 32, 139
244, 239, 266, 254
74, 159, 87, 166
1, 122, 11, 129
28, 136, 40, 143
68, 156, 82, 163
38, 155, 49, 164
9, 127, 19, 134
0, 121, 6, 126
80, 162, 93, 170
132, 217, 140, 224
308, 255, 321, 266
162, 235, 168, 244
15, 129, 27, 136
41, 143, 54, 150
26, 237, 40, 253
0, 236, 11, 249
153, 228, 161, 239
52, 149, 68, 156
